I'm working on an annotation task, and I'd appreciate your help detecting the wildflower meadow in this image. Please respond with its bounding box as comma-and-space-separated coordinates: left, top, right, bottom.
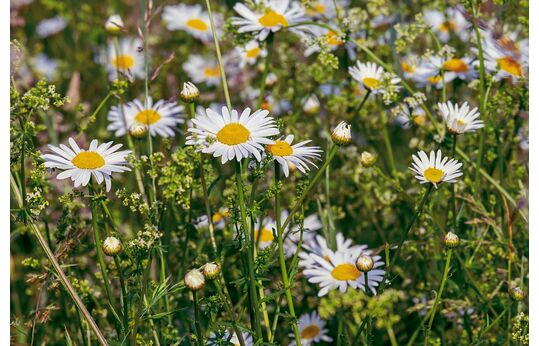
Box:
10, 0, 529, 345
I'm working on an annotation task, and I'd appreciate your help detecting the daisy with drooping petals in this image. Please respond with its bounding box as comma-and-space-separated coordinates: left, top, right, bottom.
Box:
437, 101, 484, 135
423, 7, 469, 43
207, 330, 253, 346
236, 40, 267, 67
302, 247, 385, 296
349, 61, 401, 94
183, 54, 235, 87
232, 0, 309, 41
410, 150, 463, 188
104, 37, 145, 81
186, 106, 279, 164
266, 135, 322, 177
288, 311, 333, 345
162, 4, 221, 42
42, 138, 131, 192
107, 97, 184, 137
483, 38, 528, 83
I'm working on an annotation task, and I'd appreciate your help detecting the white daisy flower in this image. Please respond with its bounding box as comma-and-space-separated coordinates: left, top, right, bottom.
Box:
196, 208, 230, 231
400, 54, 421, 80
186, 106, 279, 164
419, 55, 478, 83
104, 37, 145, 81
207, 330, 253, 346
437, 101, 484, 135
236, 40, 267, 67
182, 54, 222, 87
107, 97, 184, 137
284, 213, 322, 259
232, 0, 309, 41
300, 233, 365, 268
162, 4, 221, 42
42, 138, 131, 192
424, 7, 469, 43
288, 311, 333, 345
349, 61, 401, 94
36, 16, 67, 38
409, 150, 463, 187
303, 26, 344, 56
483, 38, 528, 83
410, 64, 448, 89
266, 135, 322, 177
395, 106, 427, 128
302, 247, 385, 296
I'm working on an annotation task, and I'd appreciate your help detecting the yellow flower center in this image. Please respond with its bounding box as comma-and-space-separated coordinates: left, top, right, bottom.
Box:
497, 57, 522, 77
498, 36, 520, 54
134, 109, 161, 125
267, 140, 293, 157
413, 115, 426, 126
325, 31, 343, 46
254, 228, 274, 242
203, 67, 220, 78
443, 59, 469, 73
258, 10, 288, 28
301, 324, 321, 339
362, 77, 380, 89
423, 167, 444, 183
438, 20, 456, 32
246, 47, 261, 58
331, 263, 361, 281
427, 75, 442, 84
186, 18, 208, 31
216, 123, 250, 145
212, 211, 227, 223
112, 54, 135, 69
401, 62, 415, 73
71, 152, 106, 170
456, 119, 466, 126
307, 3, 326, 15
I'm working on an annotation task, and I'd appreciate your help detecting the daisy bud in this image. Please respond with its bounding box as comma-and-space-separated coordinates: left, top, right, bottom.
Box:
184, 269, 205, 291
509, 286, 526, 301
331, 121, 352, 145
443, 232, 460, 248
202, 262, 221, 280
265, 72, 278, 88
360, 151, 377, 167
303, 95, 320, 114
179, 82, 200, 103
104, 15, 125, 35
355, 255, 374, 272
129, 123, 148, 138
102, 236, 122, 256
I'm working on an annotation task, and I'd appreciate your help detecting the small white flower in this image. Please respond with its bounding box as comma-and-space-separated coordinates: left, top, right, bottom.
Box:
42, 138, 131, 192
179, 81, 200, 103
184, 269, 205, 291
409, 150, 463, 187
104, 14, 125, 34
186, 106, 279, 164
162, 4, 221, 42
418, 56, 478, 83
107, 97, 184, 138
302, 94, 320, 114
437, 101, 484, 134
304, 0, 339, 19
182, 54, 222, 87
349, 61, 401, 94
236, 40, 267, 67
36, 16, 67, 38
267, 135, 322, 177
104, 37, 145, 81
289, 311, 333, 345
331, 121, 351, 145
423, 7, 469, 43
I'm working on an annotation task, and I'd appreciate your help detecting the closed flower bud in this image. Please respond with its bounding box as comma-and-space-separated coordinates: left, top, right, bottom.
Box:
509, 286, 526, 301
102, 236, 122, 256
331, 121, 352, 145
265, 72, 278, 88
443, 232, 460, 248
184, 269, 205, 291
355, 255, 374, 272
202, 262, 221, 279
104, 15, 125, 35
129, 123, 148, 138
360, 151, 377, 167
179, 82, 200, 103
302, 95, 320, 114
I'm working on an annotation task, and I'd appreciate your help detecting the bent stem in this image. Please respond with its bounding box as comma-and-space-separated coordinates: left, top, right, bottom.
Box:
274, 164, 302, 345
424, 248, 453, 344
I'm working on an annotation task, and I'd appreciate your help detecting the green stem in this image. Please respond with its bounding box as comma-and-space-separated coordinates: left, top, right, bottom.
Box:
274, 164, 302, 345
364, 271, 371, 345
381, 111, 397, 176
352, 89, 371, 122
200, 153, 217, 256
192, 290, 204, 346
451, 134, 457, 229
424, 249, 453, 344
257, 33, 274, 108
213, 279, 246, 346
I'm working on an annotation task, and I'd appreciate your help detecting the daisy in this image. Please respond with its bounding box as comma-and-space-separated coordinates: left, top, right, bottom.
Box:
186, 106, 279, 164
107, 97, 184, 137
162, 4, 220, 42
304, 0, 340, 19
349, 61, 401, 94
424, 7, 469, 43
267, 135, 322, 177
300, 233, 365, 267
207, 330, 253, 346
36, 16, 67, 38
395, 106, 427, 128
232, 0, 309, 41
483, 38, 528, 83
196, 208, 230, 231
437, 101, 483, 135
421, 55, 478, 82
303, 26, 344, 57
42, 138, 131, 192
302, 247, 385, 296
411, 64, 448, 89
183, 54, 222, 87
289, 311, 333, 345
105, 37, 145, 81
236, 40, 267, 67
409, 150, 463, 188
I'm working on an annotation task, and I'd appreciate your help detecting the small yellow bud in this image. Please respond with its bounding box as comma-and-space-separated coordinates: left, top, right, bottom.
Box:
129, 123, 148, 138
179, 82, 200, 103
184, 269, 205, 291
102, 236, 122, 256
360, 151, 377, 167
509, 286, 526, 301
104, 15, 125, 35
355, 255, 374, 272
443, 232, 460, 248
202, 262, 221, 280
331, 121, 352, 145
